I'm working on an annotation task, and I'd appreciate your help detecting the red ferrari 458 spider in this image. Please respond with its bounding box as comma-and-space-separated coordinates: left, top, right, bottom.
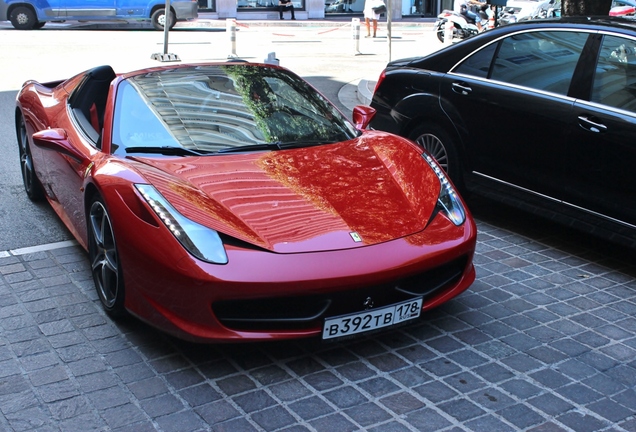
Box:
16, 62, 476, 342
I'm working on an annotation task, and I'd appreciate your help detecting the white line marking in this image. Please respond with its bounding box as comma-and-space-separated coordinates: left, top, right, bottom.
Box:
6, 240, 79, 256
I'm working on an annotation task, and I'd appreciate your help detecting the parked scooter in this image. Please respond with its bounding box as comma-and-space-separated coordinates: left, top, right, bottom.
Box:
434, 5, 489, 43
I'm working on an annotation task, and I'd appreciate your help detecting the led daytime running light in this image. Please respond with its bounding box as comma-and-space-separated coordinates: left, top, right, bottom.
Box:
135, 184, 228, 264
422, 153, 466, 226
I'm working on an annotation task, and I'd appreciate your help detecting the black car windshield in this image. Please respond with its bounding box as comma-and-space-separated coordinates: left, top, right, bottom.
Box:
111, 64, 358, 155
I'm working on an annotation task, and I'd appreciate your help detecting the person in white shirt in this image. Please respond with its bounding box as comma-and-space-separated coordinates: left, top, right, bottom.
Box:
363, 0, 385, 37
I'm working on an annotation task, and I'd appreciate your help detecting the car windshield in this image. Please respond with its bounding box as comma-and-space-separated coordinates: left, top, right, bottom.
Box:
111, 64, 358, 155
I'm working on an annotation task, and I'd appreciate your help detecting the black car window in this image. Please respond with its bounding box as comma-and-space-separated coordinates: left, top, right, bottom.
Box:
591, 34, 636, 113
453, 43, 498, 78
490, 31, 589, 96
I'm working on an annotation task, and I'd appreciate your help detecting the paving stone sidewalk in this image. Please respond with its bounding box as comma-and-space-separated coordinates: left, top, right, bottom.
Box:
0, 198, 635, 432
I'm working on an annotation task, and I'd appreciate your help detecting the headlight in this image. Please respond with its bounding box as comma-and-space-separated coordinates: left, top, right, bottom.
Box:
135, 184, 228, 264
422, 153, 466, 226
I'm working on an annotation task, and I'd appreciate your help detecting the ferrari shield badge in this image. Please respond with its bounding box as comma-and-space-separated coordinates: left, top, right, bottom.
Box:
350, 232, 362, 242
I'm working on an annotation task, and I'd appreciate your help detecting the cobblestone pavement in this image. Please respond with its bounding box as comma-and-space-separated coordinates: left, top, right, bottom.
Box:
1, 197, 635, 432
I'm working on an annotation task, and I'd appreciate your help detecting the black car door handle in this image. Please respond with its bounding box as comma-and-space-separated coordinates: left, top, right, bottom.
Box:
452, 82, 472, 95
578, 116, 607, 133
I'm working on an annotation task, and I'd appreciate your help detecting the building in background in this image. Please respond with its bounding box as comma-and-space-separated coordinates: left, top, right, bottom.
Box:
197, 0, 450, 19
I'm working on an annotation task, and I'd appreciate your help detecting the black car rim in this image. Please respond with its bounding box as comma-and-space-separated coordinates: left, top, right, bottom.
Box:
416, 133, 449, 173
18, 116, 35, 195
89, 201, 119, 309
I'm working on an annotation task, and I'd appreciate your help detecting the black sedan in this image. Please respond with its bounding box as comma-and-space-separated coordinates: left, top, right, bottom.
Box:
369, 16, 636, 248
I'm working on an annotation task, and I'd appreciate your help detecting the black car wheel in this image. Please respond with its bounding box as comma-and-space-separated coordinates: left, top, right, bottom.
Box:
408, 123, 462, 185
436, 23, 446, 43
9, 6, 37, 30
17, 112, 44, 201
88, 196, 126, 317
151, 8, 176, 31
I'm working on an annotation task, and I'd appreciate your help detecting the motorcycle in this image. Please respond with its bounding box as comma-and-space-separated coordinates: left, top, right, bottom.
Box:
434, 6, 489, 43
499, 0, 558, 25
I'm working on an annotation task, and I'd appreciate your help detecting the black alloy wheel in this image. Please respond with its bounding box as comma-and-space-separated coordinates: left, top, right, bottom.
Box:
436, 23, 446, 43
88, 196, 126, 317
17, 113, 44, 201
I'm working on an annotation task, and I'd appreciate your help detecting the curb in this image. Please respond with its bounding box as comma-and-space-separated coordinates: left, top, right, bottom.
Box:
356, 78, 376, 105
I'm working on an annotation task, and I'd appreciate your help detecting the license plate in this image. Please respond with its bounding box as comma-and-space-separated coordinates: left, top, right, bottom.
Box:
322, 298, 423, 340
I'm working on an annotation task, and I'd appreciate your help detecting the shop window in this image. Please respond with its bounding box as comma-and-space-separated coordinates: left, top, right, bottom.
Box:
325, 0, 360, 14
404, 0, 435, 16
239, 0, 303, 10
198, 0, 215, 10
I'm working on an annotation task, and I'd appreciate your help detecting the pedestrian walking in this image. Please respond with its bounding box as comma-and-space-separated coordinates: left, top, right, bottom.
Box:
363, 0, 385, 37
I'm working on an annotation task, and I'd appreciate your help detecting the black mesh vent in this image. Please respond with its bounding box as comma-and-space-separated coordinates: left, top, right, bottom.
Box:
212, 255, 468, 331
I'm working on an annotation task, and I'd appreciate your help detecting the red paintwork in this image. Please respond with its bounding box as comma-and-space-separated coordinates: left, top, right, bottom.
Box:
610, 6, 636, 16
16, 63, 477, 343
135, 134, 440, 253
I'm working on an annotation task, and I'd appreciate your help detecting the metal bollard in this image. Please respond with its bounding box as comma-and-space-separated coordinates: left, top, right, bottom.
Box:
227, 19, 237, 58
352, 18, 361, 55
444, 21, 453, 46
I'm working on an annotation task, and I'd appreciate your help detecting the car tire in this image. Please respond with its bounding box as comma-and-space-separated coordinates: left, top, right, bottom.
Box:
151, 8, 176, 31
408, 123, 463, 186
16, 112, 44, 201
436, 24, 446, 43
9, 6, 37, 30
88, 196, 126, 317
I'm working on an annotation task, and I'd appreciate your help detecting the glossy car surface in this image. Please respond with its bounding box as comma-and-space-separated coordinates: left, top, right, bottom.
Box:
611, 0, 636, 16
16, 63, 476, 342
0, 0, 197, 30
370, 17, 636, 249
499, 0, 552, 25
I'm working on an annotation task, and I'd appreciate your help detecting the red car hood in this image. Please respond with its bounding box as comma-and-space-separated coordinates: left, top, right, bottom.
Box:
131, 132, 441, 253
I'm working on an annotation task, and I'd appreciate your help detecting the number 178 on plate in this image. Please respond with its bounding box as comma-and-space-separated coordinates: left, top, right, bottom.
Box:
322, 298, 423, 340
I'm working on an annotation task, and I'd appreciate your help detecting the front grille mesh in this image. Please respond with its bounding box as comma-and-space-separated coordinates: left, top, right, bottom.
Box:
212, 255, 468, 331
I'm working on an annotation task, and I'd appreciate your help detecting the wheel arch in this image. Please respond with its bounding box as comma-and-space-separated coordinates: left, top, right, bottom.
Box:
392, 93, 473, 191
393, 93, 465, 154
84, 182, 101, 210
149, 4, 176, 18
15, 106, 23, 134
7, 2, 42, 28
15, 105, 25, 147
81, 182, 104, 247
7, 2, 37, 17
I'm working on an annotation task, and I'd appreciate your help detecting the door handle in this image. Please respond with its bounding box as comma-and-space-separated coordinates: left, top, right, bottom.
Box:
452, 82, 472, 95
578, 115, 607, 133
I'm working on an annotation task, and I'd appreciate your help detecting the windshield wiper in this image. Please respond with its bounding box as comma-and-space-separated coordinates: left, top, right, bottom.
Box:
276, 139, 339, 148
215, 140, 338, 154
215, 142, 283, 154
125, 146, 208, 156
